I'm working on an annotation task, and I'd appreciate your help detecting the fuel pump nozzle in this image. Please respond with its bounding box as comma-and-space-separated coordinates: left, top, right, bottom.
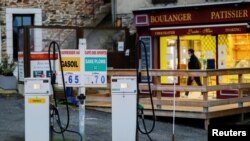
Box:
137, 104, 144, 110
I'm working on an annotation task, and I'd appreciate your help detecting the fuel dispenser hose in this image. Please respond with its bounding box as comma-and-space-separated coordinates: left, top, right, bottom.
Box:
48, 41, 82, 141
136, 40, 156, 141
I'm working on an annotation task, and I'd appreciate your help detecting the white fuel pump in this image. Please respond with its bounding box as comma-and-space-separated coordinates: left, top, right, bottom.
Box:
111, 76, 137, 141
24, 78, 52, 141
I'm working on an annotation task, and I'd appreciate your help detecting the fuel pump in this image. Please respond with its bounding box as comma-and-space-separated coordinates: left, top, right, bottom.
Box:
110, 40, 156, 141
111, 76, 137, 141
24, 78, 52, 141
23, 40, 83, 141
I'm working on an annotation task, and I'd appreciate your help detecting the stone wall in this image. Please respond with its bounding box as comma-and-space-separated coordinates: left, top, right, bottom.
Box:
0, 0, 110, 59
0, 0, 105, 26
117, 0, 208, 14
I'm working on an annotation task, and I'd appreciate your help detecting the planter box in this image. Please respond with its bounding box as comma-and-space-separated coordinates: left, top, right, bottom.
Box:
0, 75, 17, 90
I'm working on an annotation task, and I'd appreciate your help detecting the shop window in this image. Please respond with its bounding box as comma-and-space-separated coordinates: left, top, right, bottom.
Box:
13, 14, 34, 60
160, 36, 178, 84
218, 34, 250, 84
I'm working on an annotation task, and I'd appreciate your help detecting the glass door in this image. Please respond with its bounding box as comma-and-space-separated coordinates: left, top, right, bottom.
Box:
179, 35, 216, 86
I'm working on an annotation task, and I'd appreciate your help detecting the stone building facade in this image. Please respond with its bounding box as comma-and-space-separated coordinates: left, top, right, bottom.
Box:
0, 0, 111, 60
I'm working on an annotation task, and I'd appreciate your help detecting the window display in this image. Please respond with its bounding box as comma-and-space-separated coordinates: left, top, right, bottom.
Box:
160, 36, 178, 84
219, 34, 250, 84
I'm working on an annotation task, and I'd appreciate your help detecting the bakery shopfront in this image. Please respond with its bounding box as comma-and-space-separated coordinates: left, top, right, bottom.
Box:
133, 1, 250, 98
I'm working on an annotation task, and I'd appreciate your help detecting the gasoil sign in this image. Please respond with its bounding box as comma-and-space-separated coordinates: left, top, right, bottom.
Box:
57, 49, 83, 87
61, 57, 81, 71
84, 49, 107, 87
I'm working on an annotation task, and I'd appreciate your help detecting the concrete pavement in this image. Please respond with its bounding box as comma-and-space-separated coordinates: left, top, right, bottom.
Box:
0, 95, 209, 141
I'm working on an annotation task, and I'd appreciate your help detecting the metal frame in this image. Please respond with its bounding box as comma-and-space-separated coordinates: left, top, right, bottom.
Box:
18, 26, 129, 81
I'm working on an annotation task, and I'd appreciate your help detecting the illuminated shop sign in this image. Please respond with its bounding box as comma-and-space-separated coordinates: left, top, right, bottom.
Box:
135, 4, 250, 26
151, 26, 247, 36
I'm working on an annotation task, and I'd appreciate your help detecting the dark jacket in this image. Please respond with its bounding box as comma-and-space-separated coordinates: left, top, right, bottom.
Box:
188, 54, 201, 69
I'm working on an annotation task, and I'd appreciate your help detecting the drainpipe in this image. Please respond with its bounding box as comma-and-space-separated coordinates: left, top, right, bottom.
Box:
0, 25, 1, 62
112, 0, 117, 27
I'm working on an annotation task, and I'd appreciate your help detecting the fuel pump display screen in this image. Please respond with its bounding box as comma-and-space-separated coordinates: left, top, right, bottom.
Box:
120, 83, 128, 89
111, 77, 137, 94
24, 78, 51, 95
33, 84, 41, 90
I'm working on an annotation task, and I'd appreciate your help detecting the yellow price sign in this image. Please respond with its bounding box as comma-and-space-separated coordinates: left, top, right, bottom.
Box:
60, 57, 81, 72
28, 98, 46, 104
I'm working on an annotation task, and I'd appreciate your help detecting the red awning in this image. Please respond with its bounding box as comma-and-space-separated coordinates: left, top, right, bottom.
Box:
150, 23, 248, 36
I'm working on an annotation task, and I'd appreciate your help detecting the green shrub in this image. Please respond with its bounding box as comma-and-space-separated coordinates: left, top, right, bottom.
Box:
0, 58, 16, 76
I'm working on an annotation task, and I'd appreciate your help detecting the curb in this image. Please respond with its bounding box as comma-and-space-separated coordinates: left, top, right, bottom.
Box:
0, 89, 21, 98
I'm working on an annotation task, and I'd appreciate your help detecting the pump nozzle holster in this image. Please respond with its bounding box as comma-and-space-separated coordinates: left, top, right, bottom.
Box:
77, 94, 86, 105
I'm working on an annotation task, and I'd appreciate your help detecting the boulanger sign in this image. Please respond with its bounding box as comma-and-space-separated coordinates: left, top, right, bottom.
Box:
149, 9, 249, 25
134, 3, 250, 26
